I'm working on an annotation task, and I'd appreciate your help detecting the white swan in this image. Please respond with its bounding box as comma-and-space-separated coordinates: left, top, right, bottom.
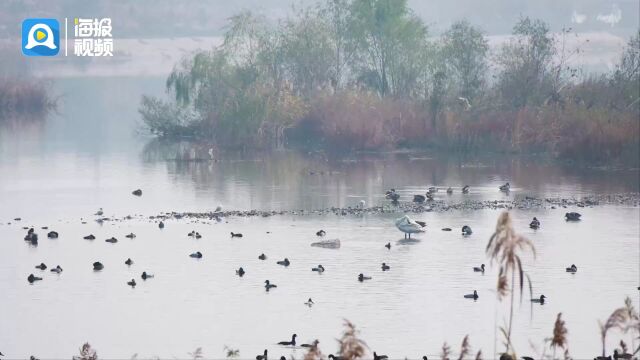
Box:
395, 215, 425, 238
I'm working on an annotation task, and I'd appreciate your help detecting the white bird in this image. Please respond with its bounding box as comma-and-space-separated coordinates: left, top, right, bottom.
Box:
94, 208, 103, 216
357, 200, 366, 209
395, 215, 426, 238
208, 148, 215, 160
457, 97, 471, 110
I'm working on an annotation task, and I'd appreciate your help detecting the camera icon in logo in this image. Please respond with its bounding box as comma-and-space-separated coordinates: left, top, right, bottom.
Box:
22, 18, 60, 56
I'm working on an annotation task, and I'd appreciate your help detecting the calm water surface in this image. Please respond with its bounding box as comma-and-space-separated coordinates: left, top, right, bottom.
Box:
0, 78, 638, 359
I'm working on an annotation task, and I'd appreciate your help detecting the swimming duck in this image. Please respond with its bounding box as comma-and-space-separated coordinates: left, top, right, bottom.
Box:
566, 264, 577, 273
24, 228, 38, 243
94, 208, 104, 216
256, 350, 267, 360
158, 221, 164, 229
189, 251, 203, 258
47, 231, 59, 239
446, 187, 453, 194
462, 185, 470, 194
462, 225, 472, 235
132, 189, 142, 196
105, 237, 118, 243
385, 189, 398, 200
277, 258, 290, 267
125, 233, 136, 239
195, 232, 202, 239
385, 242, 391, 249
264, 280, 277, 290
231, 232, 243, 238
499, 182, 510, 191
50, 265, 63, 274
594, 356, 612, 360
413, 194, 426, 203
35, 263, 47, 270
358, 273, 371, 282
27, 274, 42, 283
373, 352, 388, 360
473, 264, 485, 273
141, 271, 154, 280
83, 234, 96, 240
93, 262, 104, 270
125, 258, 133, 266
442, 227, 452, 231
464, 290, 479, 300
529, 217, 541, 229
312, 265, 325, 273
316, 229, 326, 237
565, 212, 581, 221
328, 355, 343, 360
521, 357, 534, 360
127, 279, 136, 287
395, 215, 425, 238
531, 294, 546, 304
236, 267, 245, 277
304, 298, 314, 306
300, 340, 319, 348
614, 350, 633, 360
277, 334, 297, 346
258, 253, 267, 260
381, 263, 390, 271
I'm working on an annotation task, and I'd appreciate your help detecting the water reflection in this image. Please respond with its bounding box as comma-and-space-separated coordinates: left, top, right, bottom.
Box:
0, 77, 638, 358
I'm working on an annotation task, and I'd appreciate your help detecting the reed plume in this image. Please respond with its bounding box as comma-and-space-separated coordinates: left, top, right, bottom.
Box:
486, 212, 536, 353
72, 343, 98, 360
338, 320, 367, 360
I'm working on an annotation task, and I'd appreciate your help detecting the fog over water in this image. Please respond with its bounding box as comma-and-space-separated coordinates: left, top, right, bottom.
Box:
0, 77, 638, 358
0, 1, 639, 358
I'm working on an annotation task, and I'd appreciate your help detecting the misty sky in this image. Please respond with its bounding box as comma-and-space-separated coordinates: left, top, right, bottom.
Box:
0, 0, 638, 38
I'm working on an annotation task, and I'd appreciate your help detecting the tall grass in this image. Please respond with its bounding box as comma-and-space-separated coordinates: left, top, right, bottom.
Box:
486, 212, 536, 356
283, 92, 640, 164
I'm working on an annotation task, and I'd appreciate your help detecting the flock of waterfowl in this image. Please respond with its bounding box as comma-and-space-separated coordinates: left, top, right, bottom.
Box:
389, 183, 584, 303
12, 182, 606, 359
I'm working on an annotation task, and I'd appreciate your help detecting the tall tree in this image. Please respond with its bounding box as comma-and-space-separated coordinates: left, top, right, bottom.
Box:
281, 7, 334, 96
497, 17, 555, 108
349, 0, 427, 97
441, 20, 488, 102
318, 0, 357, 90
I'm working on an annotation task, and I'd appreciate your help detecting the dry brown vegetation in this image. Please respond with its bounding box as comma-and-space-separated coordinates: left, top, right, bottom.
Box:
0, 77, 55, 123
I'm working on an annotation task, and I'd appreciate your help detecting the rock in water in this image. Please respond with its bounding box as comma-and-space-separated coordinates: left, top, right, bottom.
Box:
310, 238, 341, 249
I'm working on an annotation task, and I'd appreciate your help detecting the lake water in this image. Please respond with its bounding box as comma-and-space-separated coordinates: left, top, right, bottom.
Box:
0, 78, 638, 359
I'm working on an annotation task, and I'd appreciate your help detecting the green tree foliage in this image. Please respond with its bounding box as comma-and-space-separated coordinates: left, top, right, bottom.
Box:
348, 0, 428, 97
497, 17, 555, 108
441, 20, 489, 102
281, 7, 335, 96
139, 3, 638, 162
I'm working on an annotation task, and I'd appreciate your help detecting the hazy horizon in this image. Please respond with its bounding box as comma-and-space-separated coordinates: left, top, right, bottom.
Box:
0, 0, 638, 39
